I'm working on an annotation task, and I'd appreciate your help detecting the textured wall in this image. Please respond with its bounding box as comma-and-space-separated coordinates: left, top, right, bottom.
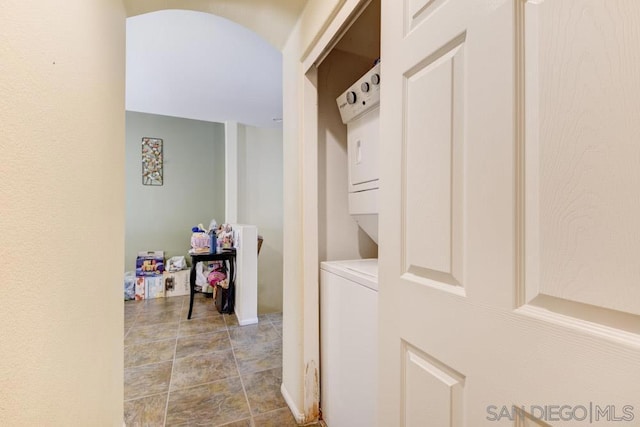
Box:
237, 125, 284, 314
0, 0, 125, 424
125, 111, 225, 271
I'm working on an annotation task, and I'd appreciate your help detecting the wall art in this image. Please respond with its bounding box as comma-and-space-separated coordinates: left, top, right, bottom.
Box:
142, 137, 163, 186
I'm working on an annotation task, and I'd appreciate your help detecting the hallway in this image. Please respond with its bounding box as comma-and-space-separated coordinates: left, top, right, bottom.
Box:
124, 294, 298, 426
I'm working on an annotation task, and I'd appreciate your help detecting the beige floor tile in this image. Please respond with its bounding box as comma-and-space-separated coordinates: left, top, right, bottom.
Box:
124, 393, 167, 426
175, 330, 230, 359
125, 321, 180, 346
125, 301, 142, 312
218, 419, 252, 427
136, 308, 183, 324
125, 338, 176, 368
183, 294, 216, 308
243, 368, 286, 415
124, 361, 173, 400
271, 321, 282, 336
228, 323, 279, 348
125, 310, 139, 323
224, 313, 240, 328
252, 407, 298, 427
178, 316, 226, 337
165, 377, 250, 426
170, 349, 238, 391
183, 305, 220, 320
233, 339, 282, 375
139, 302, 184, 317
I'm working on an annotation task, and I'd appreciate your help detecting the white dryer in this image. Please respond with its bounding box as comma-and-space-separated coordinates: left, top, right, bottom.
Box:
337, 62, 380, 243
320, 259, 378, 427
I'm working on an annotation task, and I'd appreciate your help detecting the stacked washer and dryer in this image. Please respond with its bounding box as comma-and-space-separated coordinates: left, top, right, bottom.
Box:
320, 62, 380, 427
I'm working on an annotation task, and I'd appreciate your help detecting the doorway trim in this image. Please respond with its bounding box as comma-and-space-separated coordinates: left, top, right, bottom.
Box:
295, 0, 375, 421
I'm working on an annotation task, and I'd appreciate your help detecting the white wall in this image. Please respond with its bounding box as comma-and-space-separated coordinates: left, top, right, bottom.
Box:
237, 125, 284, 314
125, 111, 225, 271
0, 1, 125, 424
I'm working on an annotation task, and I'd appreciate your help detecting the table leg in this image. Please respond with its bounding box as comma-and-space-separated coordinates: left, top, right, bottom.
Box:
228, 256, 235, 313
188, 262, 197, 319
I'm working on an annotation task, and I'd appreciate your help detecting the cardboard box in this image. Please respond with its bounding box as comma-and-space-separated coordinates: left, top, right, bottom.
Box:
164, 269, 191, 298
134, 276, 145, 300
135, 251, 165, 276
145, 276, 164, 299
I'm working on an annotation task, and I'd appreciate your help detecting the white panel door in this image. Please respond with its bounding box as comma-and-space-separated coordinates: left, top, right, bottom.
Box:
378, 0, 640, 425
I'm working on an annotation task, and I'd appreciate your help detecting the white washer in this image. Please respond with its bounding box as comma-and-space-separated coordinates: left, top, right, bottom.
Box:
320, 259, 378, 427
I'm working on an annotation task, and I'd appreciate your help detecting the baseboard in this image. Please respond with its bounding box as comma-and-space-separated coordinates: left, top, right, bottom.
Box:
281, 382, 306, 424
236, 315, 258, 326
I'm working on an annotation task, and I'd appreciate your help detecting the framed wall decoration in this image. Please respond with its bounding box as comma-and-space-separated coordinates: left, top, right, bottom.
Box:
141, 137, 163, 186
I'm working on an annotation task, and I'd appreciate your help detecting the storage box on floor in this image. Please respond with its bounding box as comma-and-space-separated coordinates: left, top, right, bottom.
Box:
124, 251, 191, 300
135, 250, 165, 277
135, 251, 165, 300
130, 275, 164, 300
163, 269, 190, 297
125, 271, 190, 300
125, 274, 165, 300
123, 251, 164, 300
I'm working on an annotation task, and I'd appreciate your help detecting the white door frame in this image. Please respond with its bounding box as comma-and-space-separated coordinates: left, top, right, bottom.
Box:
298, 0, 374, 420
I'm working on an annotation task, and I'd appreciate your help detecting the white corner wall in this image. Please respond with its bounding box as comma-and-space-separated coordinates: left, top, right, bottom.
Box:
231, 224, 259, 325
237, 125, 284, 314
225, 121, 239, 223
0, 1, 125, 424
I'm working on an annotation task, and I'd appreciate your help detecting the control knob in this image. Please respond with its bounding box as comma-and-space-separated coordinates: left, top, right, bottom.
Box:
346, 91, 357, 104
371, 73, 380, 85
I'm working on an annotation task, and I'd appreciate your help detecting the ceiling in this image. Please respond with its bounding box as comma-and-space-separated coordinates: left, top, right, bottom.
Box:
126, 7, 301, 128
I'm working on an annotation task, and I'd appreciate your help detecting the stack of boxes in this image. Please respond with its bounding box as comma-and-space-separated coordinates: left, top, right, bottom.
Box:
134, 251, 165, 300
124, 251, 191, 300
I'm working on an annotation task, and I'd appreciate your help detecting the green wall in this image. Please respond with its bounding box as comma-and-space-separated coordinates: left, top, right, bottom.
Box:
125, 111, 225, 271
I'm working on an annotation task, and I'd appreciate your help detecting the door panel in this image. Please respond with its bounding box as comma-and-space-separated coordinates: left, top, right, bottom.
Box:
406, 0, 454, 35
403, 342, 465, 427
380, 0, 640, 425
404, 36, 465, 288
523, 0, 640, 317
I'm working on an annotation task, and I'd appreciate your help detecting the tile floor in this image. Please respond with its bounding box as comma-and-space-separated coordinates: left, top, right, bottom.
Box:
124, 294, 309, 426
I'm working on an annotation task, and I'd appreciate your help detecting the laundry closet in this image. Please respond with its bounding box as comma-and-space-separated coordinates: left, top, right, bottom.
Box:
315, 1, 380, 426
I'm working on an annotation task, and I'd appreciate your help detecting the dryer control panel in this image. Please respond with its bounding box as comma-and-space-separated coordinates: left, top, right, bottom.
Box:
336, 63, 380, 124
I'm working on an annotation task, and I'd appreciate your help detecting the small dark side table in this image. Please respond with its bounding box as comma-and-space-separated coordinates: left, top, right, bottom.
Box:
188, 249, 236, 319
